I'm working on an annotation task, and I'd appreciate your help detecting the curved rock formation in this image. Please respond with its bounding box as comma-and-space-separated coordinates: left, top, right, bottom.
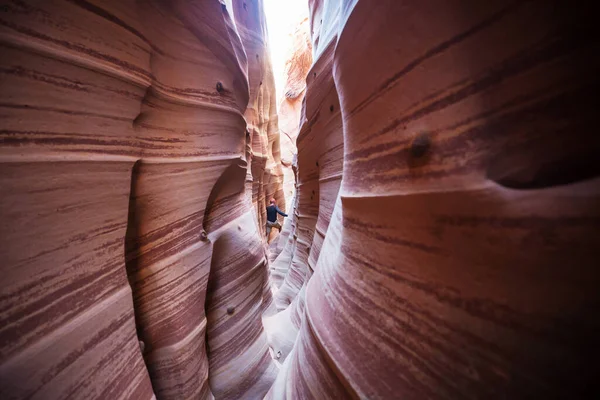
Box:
278, 17, 312, 205
0, 1, 282, 399
268, 18, 312, 269
1, 0, 599, 399
265, 0, 346, 384
238, 0, 287, 243
270, 0, 600, 399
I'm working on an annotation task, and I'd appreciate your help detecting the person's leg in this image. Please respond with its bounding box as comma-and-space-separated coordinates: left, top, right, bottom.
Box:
266, 223, 272, 237
275, 221, 282, 232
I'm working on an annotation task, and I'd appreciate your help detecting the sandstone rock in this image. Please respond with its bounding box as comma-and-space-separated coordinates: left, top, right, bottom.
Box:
1, 0, 599, 399
0, 1, 282, 398
268, 18, 312, 267
270, 0, 600, 398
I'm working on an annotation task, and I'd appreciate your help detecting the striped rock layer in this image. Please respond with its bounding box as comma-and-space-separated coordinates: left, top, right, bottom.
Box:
1, 0, 600, 400
268, 0, 600, 399
268, 18, 312, 271
0, 1, 281, 399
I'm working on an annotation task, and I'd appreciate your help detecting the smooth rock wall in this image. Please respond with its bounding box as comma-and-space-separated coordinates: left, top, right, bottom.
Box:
237, 0, 287, 241
0, 1, 282, 399
268, 18, 312, 272
2, 0, 600, 399
270, 0, 600, 398
264, 0, 345, 381
278, 18, 312, 209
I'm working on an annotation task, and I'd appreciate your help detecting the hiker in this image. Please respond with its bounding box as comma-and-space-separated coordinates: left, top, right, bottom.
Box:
266, 198, 287, 238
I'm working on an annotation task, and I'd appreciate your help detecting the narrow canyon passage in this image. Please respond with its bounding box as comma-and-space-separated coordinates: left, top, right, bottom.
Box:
1, 1, 599, 400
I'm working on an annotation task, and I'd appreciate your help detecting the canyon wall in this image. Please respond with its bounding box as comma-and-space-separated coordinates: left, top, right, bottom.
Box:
269, 0, 600, 399
267, 18, 311, 263
1, 0, 600, 399
278, 18, 311, 208
0, 0, 281, 399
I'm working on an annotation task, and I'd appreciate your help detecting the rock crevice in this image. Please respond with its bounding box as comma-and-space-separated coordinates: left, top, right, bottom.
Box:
1, 1, 600, 399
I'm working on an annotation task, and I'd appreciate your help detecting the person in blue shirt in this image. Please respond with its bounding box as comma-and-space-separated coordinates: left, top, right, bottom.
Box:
266, 198, 287, 238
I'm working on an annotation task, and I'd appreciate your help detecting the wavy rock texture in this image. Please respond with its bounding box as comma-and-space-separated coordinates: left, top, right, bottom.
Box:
239, 0, 287, 244
269, 0, 600, 399
278, 18, 312, 206
0, 0, 281, 399
2, 0, 600, 399
265, 0, 346, 386
268, 18, 312, 268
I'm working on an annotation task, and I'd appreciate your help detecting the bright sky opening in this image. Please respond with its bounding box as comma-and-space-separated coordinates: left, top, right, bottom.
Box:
264, 0, 309, 103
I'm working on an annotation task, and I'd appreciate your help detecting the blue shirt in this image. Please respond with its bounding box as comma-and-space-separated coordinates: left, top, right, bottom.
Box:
266, 205, 287, 222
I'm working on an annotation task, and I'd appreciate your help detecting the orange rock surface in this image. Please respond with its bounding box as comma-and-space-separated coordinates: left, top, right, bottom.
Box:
268, 18, 311, 265
268, 0, 600, 398
0, 1, 281, 398
1, 0, 600, 399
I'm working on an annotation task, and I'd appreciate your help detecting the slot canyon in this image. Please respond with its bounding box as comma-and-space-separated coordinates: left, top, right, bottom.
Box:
1, 0, 599, 399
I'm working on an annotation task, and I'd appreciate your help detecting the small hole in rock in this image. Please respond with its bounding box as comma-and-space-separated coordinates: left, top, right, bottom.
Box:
216, 82, 224, 93
410, 133, 430, 158
227, 307, 235, 315
330, 105, 334, 112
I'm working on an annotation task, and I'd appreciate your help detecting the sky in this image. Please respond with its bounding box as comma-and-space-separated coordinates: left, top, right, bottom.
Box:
263, 0, 309, 102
